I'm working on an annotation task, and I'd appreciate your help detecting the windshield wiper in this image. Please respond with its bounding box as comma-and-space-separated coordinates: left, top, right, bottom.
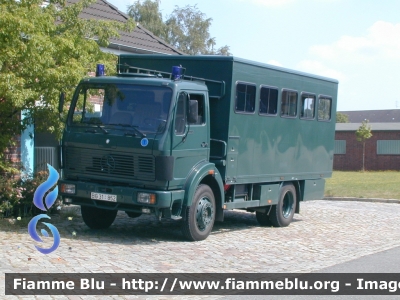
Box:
109, 123, 146, 137
97, 125, 108, 134
84, 125, 108, 134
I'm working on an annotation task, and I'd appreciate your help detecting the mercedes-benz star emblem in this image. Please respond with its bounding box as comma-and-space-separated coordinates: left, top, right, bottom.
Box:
100, 155, 115, 172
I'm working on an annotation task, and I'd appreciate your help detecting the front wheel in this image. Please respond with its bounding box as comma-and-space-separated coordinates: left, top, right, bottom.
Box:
81, 206, 117, 229
181, 184, 215, 241
269, 183, 297, 227
125, 211, 142, 218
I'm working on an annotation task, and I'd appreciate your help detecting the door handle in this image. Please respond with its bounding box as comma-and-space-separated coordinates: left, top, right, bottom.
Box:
201, 142, 208, 148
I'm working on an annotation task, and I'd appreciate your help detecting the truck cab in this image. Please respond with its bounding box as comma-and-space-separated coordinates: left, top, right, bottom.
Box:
59, 67, 224, 241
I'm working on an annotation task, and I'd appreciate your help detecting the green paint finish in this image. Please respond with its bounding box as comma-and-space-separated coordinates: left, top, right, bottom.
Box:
224, 200, 260, 210
302, 179, 326, 201
118, 55, 337, 185
256, 183, 281, 206
183, 161, 224, 207
61, 180, 175, 207
60, 54, 337, 224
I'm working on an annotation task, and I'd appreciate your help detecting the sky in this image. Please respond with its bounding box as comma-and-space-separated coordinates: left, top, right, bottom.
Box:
107, 0, 400, 112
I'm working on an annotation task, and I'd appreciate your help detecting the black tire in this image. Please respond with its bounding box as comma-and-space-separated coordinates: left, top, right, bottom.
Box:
256, 211, 272, 226
269, 183, 296, 227
81, 205, 117, 229
181, 184, 215, 241
125, 211, 142, 218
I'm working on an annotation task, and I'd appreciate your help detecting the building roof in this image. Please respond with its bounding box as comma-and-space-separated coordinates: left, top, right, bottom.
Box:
67, 0, 184, 55
336, 122, 400, 131
339, 109, 400, 123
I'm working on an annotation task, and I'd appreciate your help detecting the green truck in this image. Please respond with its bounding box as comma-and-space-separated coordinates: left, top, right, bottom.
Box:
59, 55, 338, 241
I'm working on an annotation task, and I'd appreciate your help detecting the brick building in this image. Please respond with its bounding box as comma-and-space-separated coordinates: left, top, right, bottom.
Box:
334, 122, 400, 171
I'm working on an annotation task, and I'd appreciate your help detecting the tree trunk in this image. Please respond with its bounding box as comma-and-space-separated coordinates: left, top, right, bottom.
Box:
362, 141, 365, 171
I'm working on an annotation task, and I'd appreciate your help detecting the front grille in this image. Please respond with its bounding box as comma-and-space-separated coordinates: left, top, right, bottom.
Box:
65, 147, 155, 181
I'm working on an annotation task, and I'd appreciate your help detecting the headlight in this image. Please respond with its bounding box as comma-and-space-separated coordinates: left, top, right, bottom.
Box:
60, 183, 76, 194
137, 193, 156, 204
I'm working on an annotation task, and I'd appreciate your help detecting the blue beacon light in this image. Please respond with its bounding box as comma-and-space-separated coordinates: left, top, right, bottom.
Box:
172, 66, 183, 80
96, 64, 105, 77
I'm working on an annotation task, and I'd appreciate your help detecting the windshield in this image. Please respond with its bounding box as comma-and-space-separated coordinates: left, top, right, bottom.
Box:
70, 83, 172, 134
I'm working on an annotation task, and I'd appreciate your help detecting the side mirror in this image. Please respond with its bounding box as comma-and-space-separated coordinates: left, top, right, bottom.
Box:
188, 99, 198, 124
58, 92, 65, 114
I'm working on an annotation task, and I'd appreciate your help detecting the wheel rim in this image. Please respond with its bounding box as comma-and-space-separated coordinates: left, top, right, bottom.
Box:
282, 191, 294, 218
196, 196, 214, 231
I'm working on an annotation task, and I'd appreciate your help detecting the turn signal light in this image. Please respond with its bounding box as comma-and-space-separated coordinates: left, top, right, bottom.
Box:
137, 193, 156, 204
60, 183, 76, 194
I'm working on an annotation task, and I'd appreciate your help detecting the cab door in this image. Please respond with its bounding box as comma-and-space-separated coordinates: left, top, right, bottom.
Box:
170, 91, 209, 188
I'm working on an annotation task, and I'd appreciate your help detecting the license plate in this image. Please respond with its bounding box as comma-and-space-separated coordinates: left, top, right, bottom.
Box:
90, 192, 117, 202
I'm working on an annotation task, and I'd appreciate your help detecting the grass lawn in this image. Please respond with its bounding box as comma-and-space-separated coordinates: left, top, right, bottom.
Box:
325, 171, 400, 200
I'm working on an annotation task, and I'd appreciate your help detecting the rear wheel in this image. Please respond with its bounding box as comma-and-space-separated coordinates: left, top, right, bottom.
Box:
81, 206, 117, 229
256, 211, 272, 226
269, 183, 296, 227
181, 184, 215, 241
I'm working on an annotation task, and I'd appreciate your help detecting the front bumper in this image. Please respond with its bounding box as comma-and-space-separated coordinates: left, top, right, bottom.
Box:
59, 180, 185, 218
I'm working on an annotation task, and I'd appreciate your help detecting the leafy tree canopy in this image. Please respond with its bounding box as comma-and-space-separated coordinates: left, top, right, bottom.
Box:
128, 0, 231, 56
356, 120, 373, 143
127, 0, 166, 39
336, 112, 349, 123
0, 0, 134, 172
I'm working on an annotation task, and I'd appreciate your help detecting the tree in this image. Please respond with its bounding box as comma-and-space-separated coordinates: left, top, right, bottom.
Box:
336, 112, 349, 123
166, 4, 214, 55
127, 0, 166, 39
215, 45, 231, 56
128, 1, 231, 55
0, 0, 134, 173
355, 120, 372, 171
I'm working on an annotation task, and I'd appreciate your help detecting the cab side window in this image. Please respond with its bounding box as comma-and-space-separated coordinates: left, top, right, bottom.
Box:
188, 94, 205, 125
175, 93, 186, 135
